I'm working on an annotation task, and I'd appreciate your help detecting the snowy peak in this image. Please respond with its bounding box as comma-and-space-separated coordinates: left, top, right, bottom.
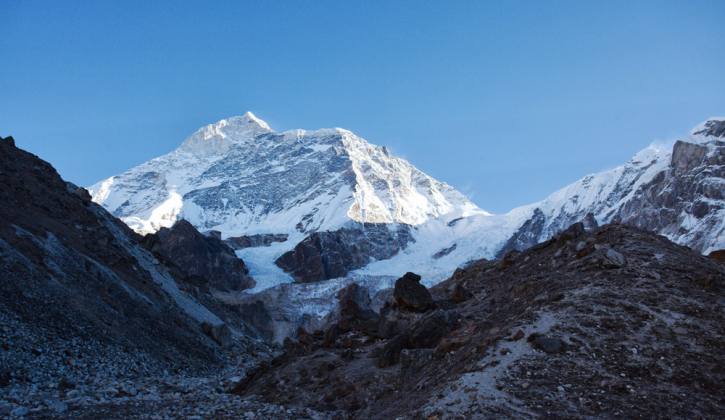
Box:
692, 118, 725, 140
499, 118, 725, 256
90, 115, 481, 237
178, 112, 273, 156
238, 111, 272, 131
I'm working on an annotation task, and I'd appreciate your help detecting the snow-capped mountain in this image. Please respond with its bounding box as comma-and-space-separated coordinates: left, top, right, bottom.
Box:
90, 112, 481, 235
499, 118, 725, 255
90, 114, 725, 292
89, 112, 489, 289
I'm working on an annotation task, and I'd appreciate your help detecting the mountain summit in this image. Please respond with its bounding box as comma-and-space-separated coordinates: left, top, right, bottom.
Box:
90, 113, 481, 234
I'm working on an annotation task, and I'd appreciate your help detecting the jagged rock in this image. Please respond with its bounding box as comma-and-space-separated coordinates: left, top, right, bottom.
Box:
408, 310, 459, 349
234, 224, 725, 418
497, 208, 547, 256
433, 243, 457, 259
237, 301, 274, 342
558, 222, 586, 241
224, 233, 288, 250
1, 135, 15, 147
206, 230, 222, 240
694, 119, 725, 137
671, 140, 708, 173
275, 224, 413, 282
604, 247, 626, 267
143, 219, 255, 291
582, 212, 598, 230
510, 329, 525, 341
393, 272, 434, 312
496, 120, 725, 258
0, 138, 229, 379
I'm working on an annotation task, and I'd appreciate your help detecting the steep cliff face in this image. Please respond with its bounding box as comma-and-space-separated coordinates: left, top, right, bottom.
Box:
500, 118, 724, 256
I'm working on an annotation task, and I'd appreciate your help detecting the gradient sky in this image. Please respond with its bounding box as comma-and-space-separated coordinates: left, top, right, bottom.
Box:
2, 1, 724, 213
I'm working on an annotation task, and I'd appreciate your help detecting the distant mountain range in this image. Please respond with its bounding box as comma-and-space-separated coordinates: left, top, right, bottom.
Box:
89, 114, 725, 288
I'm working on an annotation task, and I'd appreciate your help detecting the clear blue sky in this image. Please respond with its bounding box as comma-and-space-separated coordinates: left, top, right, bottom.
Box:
2, 1, 723, 212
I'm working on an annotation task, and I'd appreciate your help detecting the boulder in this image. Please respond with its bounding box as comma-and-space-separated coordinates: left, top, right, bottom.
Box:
393, 272, 434, 312
408, 310, 459, 348
528, 334, 566, 354
558, 222, 586, 241
600, 247, 626, 268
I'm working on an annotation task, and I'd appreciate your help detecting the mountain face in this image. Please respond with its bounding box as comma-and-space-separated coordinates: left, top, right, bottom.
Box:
499, 118, 725, 256
90, 114, 724, 290
89, 112, 489, 286
89, 112, 480, 235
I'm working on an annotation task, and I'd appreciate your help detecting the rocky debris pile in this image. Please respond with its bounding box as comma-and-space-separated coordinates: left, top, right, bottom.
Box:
275, 223, 413, 282
0, 311, 283, 418
143, 219, 255, 291
233, 223, 725, 418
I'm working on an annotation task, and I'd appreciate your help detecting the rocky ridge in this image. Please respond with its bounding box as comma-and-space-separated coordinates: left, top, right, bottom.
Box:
234, 223, 725, 418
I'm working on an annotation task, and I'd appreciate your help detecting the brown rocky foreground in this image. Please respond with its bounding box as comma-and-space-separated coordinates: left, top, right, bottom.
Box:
234, 223, 725, 419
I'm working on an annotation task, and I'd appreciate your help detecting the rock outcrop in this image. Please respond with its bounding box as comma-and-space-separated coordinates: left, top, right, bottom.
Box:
223, 233, 288, 250
275, 223, 413, 282
500, 118, 725, 256
143, 219, 255, 291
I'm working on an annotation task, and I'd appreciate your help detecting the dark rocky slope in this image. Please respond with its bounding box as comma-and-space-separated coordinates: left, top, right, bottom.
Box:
235, 223, 725, 418
0, 137, 313, 418
0, 136, 220, 367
